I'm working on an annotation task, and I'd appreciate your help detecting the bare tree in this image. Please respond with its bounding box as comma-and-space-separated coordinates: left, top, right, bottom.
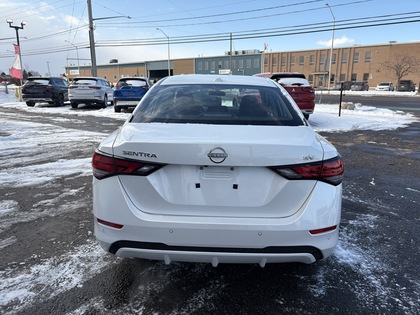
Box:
379, 53, 420, 90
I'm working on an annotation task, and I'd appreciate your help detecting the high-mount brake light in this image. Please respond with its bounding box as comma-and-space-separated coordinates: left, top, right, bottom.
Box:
269, 155, 344, 186
92, 151, 165, 179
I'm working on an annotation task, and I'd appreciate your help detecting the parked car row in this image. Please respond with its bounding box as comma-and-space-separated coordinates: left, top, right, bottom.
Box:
334, 80, 417, 92
21, 76, 152, 109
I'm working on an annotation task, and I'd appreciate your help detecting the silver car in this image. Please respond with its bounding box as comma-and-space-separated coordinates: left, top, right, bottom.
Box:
68, 77, 114, 109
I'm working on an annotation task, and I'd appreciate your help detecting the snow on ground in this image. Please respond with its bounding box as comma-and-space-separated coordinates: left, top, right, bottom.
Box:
0, 88, 418, 132
0, 89, 419, 313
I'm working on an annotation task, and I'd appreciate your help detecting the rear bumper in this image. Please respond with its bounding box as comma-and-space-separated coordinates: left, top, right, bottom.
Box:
114, 100, 139, 107
69, 97, 104, 103
301, 109, 314, 115
93, 177, 342, 266
22, 95, 54, 102
105, 240, 327, 266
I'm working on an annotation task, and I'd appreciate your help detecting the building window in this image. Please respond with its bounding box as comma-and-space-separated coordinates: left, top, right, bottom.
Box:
246, 58, 251, 68
320, 54, 325, 64
353, 52, 360, 63
339, 74, 345, 81
253, 58, 259, 68
281, 56, 286, 66
238, 59, 243, 68
205, 61, 209, 70
363, 73, 369, 81
365, 51, 372, 63
290, 56, 295, 66
218, 61, 222, 69
342, 53, 348, 63
224, 60, 229, 69
332, 53, 336, 64
272, 56, 277, 66
198, 62, 202, 70
210, 61, 215, 70
232, 60, 236, 70
308, 74, 314, 84
309, 55, 315, 65
264, 57, 268, 66
299, 56, 304, 65
351, 73, 357, 81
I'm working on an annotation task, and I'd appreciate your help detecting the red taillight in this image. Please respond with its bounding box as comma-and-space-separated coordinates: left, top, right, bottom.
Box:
97, 218, 124, 229
309, 225, 337, 235
68, 85, 77, 89
88, 86, 101, 89
92, 150, 165, 179
270, 155, 344, 186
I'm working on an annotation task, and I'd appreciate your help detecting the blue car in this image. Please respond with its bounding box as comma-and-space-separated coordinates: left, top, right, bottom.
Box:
113, 77, 150, 112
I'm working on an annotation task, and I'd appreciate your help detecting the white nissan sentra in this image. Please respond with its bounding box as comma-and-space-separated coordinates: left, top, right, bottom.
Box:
92, 74, 344, 267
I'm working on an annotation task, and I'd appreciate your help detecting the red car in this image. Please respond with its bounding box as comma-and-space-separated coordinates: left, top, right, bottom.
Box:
254, 72, 315, 119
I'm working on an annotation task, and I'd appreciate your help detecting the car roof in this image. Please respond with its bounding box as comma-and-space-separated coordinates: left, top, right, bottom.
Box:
159, 74, 277, 87
118, 77, 149, 80
27, 77, 62, 79
73, 77, 106, 80
254, 72, 306, 79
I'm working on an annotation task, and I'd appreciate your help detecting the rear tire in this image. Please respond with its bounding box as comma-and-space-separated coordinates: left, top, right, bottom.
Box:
71, 102, 78, 109
55, 94, 64, 106
26, 101, 35, 107
101, 95, 108, 108
304, 114, 310, 120
114, 106, 121, 113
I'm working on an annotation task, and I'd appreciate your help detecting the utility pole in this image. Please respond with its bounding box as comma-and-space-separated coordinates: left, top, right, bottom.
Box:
87, 0, 97, 77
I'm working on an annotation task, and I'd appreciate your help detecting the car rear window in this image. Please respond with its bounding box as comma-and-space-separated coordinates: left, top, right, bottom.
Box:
130, 84, 304, 126
274, 78, 310, 86
26, 79, 50, 85
72, 79, 98, 86
118, 79, 148, 87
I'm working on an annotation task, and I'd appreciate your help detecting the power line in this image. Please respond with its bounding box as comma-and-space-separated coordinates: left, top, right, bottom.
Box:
2, 13, 418, 58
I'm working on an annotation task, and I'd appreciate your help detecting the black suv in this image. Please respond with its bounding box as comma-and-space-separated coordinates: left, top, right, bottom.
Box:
22, 77, 69, 107
397, 80, 415, 92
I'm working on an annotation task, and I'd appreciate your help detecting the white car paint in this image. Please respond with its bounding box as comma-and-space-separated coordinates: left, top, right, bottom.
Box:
92, 74, 343, 266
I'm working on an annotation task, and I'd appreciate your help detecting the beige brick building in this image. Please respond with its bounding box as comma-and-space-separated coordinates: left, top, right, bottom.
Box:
262, 41, 420, 88
65, 41, 420, 89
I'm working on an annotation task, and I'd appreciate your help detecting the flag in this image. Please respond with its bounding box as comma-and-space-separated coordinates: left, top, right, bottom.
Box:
9, 44, 23, 80
264, 43, 268, 52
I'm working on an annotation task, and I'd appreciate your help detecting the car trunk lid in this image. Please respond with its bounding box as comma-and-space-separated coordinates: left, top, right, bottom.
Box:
109, 123, 324, 218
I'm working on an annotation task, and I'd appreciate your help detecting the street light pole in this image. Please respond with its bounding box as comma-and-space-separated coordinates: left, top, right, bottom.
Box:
65, 40, 80, 75
326, 3, 336, 92
156, 28, 171, 77
6, 19, 26, 85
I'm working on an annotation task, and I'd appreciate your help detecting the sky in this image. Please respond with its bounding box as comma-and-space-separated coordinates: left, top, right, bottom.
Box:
0, 87, 419, 313
1, 1, 420, 76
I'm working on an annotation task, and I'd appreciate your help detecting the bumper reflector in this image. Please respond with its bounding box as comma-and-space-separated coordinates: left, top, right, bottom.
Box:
309, 225, 337, 235
97, 218, 124, 229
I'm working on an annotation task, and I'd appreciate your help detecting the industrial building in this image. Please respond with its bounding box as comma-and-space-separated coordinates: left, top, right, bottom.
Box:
65, 41, 420, 89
